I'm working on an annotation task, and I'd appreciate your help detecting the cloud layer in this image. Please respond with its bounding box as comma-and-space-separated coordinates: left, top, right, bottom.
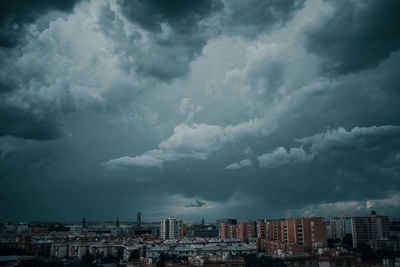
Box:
1, 0, 400, 222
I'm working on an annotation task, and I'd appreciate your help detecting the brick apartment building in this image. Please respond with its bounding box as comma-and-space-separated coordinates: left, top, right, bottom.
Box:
261, 217, 327, 251
219, 222, 256, 243
221, 217, 327, 251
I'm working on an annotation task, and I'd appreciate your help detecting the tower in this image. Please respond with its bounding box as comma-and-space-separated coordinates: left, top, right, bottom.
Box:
82, 216, 86, 228
137, 212, 141, 226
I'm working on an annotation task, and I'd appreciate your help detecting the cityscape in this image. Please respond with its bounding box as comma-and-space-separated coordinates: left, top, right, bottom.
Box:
1, 211, 400, 266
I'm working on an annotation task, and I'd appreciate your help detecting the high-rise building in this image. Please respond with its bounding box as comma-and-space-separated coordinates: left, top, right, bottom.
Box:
219, 221, 256, 243
351, 211, 389, 248
326, 217, 352, 240
257, 220, 266, 239
161, 217, 183, 240
219, 222, 239, 239
256, 217, 327, 251
137, 212, 141, 226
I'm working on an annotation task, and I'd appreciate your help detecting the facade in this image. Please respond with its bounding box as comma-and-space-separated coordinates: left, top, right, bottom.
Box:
257, 217, 327, 251
326, 218, 352, 240
145, 239, 257, 258
187, 229, 219, 238
161, 217, 183, 240
219, 222, 256, 243
51, 242, 124, 260
351, 211, 390, 248
219, 222, 239, 239
185, 224, 218, 238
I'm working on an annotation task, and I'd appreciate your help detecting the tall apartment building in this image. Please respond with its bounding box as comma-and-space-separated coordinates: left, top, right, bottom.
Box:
351, 211, 389, 248
219, 221, 256, 243
257, 221, 266, 239
219, 222, 239, 239
161, 217, 183, 240
326, 217, 352, 240
257, 217, 327, 251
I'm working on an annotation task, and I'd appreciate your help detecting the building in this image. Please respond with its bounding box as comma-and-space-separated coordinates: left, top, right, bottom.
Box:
326, 217, 352, 240
186, 224, 219, 238
257, 220, 267, 239
219, 221, 256, 243
219, 222, 239, 239
161, 217, 183, 240
187, 229, 219, 238
137, 212, 141, 226
351, 211, 390, 248
257, 217, 327, 251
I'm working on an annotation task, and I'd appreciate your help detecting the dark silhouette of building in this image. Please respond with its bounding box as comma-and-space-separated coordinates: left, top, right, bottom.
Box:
137, 212, 141, 226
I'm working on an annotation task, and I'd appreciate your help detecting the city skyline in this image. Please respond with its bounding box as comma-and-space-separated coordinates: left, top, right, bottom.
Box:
1, 0, 400, 222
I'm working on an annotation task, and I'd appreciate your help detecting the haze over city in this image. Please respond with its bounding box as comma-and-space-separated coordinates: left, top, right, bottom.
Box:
1, 0, 400, 223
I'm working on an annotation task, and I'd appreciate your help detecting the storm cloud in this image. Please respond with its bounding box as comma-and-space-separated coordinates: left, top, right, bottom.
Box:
0, 0, 82, 47
1, 0, 400, 222
304, 0, 400, 76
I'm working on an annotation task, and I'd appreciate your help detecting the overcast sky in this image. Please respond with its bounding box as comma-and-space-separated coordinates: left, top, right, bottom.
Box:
1, 0, 400, 223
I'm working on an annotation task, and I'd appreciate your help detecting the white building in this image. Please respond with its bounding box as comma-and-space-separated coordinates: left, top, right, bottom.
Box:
161, 217, 183, 240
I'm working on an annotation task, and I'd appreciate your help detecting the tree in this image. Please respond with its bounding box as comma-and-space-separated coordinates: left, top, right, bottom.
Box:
342, 234, 353, 248
81, 253, 94, 265
129, 249, 140, 261
327, 238, 341, 248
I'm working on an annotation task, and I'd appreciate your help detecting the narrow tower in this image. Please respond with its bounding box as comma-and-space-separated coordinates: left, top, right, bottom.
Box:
137, 212, 141, 227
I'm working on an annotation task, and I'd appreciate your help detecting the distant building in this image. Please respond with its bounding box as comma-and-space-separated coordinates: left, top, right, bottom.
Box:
137, 212, 141, 226
32, 226, 49, 234
187, 229, 219, 238
161, 217, 183, 240
219, 221, 256, 243
185, 223, 218, 238
257, 217, 327, 251
351, 211, 390, 248
326, 217, 352, 240
17, 223, 31, 234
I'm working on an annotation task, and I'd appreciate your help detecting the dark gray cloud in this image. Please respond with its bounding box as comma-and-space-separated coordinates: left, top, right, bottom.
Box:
118, 0, 223, 33
0, 1, 148, 140
117, 0, 223, 81
1, 0, 400, 222
305, 0, 400, 76
0, 105, 62, 140
185, 200, 207, 208
221, 0, 305, 38
0, 0, 82, 47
